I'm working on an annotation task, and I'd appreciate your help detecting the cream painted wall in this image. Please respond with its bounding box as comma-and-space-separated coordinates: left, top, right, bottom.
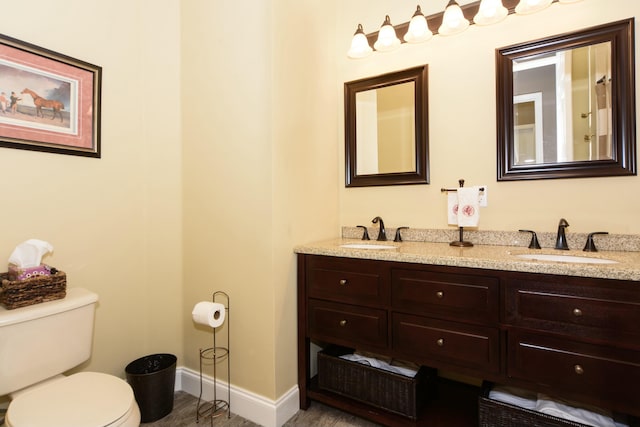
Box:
0, 0, 183, 378
1, 0, 340, 406
338, 0, 640, 235
2, 0, 638, 412
181, 0, 276, 398
270, 1, 339, 398
181, 0, 338, 400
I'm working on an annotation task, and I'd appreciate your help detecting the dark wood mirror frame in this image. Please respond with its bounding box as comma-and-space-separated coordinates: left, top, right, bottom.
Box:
345, 65, 429, 187
496, 19, 636, 181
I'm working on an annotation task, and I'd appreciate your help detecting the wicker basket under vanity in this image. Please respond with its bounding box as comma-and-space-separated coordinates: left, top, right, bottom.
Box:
317, 345, 436, 420
479, 382, 597, 427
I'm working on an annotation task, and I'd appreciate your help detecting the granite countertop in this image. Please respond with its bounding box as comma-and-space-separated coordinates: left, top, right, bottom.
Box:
294, 238, 640, 281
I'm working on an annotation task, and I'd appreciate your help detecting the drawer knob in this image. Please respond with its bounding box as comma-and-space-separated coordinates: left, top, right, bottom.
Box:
436, 338, 444, 347
574, 364, 584, 375
339, 320, 347, 327
573, 308, 583, 317
339, 279, 348, 286
436, 291, 444, 299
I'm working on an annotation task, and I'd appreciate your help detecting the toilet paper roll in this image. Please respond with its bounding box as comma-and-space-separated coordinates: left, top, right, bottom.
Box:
192, 301, 226, 328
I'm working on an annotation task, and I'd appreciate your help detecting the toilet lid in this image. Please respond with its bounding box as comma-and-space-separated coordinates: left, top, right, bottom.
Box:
7, 372, 134, 427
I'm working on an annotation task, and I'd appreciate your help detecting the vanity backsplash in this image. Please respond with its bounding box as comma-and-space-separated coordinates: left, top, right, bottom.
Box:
342, 226, 640, 253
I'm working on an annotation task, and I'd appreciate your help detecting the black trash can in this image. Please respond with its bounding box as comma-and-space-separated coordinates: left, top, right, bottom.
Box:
125, 353, 177, 423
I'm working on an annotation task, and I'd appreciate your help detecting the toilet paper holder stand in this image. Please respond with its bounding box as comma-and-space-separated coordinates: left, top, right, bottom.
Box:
196, 291, 230, 424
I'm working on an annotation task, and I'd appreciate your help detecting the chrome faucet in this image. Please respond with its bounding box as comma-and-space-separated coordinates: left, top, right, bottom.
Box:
555, 218, 570, 250
372, 216, 387, 241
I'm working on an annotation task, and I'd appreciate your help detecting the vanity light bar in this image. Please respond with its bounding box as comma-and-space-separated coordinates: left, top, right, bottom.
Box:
347, 0, 583, 59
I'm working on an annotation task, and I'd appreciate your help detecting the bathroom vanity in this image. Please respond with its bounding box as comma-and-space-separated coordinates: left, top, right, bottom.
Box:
296, 239, 640, 426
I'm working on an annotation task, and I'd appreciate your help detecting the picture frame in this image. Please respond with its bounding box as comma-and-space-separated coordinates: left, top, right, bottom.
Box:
0, 34, 102, 158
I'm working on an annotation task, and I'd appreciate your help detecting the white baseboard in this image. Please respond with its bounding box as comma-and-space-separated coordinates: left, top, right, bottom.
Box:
176, 367, 300, 427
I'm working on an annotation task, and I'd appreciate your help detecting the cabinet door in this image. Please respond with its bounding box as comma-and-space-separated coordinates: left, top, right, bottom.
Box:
392, 268, 499, 324
308, 299, 388, 350
392, 313, 500, 374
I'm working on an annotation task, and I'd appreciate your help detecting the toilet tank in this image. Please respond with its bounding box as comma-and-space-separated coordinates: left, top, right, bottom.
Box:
0, 287, 99, 396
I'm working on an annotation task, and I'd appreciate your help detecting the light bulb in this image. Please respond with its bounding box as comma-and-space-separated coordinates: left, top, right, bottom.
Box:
474, 0, 508, 26
515, 0, 553, 15
438, 0, 470, 36
404, 5, 432, 43
347, 24, 373, 59
374, 15, 401, 52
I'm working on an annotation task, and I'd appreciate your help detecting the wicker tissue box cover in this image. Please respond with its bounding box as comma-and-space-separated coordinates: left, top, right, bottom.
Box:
318, 345, 436, 420
0, 268, 66, 310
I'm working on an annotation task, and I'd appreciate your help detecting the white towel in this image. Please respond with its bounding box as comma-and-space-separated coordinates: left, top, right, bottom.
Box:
489, 385, 537, 410
447, 192, 459, 225
456, 187, 480, 227
339, 353, 387, 369
384, 364, 418, 378
536, 394, 617, 427
389, 359, 420, 377
339, 354, 418, 378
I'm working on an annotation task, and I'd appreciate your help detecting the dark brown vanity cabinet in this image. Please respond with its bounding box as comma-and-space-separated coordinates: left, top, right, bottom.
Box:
297, 254, 640, 426
504, 273, 640, 416
305, 255, 390, 352
391, 268, 501, 377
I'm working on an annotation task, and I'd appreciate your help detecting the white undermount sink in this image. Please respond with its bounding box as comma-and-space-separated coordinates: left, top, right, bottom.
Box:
515, 253, 618, 264
340, 243, 398, 250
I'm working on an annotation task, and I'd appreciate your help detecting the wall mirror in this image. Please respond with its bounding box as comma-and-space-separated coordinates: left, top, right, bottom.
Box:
496, 19, 636, 181
345, 65, 429, 187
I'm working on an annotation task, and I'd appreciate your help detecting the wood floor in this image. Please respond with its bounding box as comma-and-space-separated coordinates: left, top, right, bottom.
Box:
141, 391, 382, 427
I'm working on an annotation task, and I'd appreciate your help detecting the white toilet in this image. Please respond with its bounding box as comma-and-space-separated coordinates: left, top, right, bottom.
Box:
0, 287, 141, 427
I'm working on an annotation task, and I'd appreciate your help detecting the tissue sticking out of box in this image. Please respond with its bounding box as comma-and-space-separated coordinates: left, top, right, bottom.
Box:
8, 239, 54, 268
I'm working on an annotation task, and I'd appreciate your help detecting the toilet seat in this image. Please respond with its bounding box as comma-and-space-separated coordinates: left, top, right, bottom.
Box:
6, 372, 138, 427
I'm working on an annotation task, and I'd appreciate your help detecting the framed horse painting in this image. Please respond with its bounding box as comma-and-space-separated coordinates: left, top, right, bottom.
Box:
0, 34, 101, 157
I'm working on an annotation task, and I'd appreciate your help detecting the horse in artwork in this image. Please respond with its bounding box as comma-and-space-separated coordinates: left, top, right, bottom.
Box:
20, 88, 64, 122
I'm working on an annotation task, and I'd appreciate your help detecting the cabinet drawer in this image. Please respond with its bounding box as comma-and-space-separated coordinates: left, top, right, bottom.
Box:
308, 299, 388, 349
392, 313, 500, 374
392, 269, 499, 324
505, 278, 640, 343
508, 329, 640, 411
307, 256, 388, 306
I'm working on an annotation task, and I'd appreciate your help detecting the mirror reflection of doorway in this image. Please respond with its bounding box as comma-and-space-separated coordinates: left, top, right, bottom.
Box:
514, 93, 543, 165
